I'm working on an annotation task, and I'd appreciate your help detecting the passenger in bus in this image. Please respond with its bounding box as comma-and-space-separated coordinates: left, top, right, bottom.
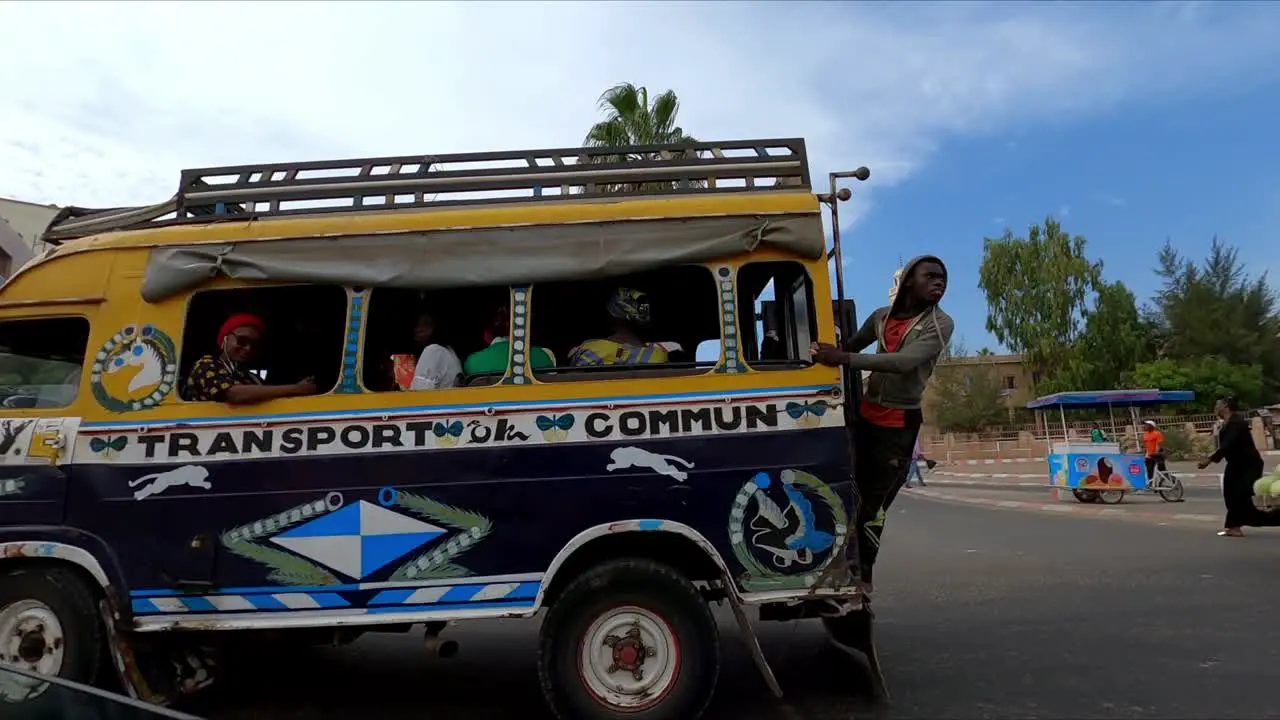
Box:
185, 313, 319, 404
568, 288, 681, 366
463, 303, 555, 376
393, 309, 462, 390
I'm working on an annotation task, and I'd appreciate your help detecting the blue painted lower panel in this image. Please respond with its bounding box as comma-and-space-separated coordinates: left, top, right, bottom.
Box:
129, 580, 541, 616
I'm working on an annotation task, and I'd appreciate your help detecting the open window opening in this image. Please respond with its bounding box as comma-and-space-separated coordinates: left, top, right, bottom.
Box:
0, 316, 90, 409
739, 261, 818, 370
529, 265, 720, 382
178, 284, 349, 400
362, 285, 512, 391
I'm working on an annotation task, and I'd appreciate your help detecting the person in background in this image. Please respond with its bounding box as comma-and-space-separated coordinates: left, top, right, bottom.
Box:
569, 288, 681, 366
185, 313, 317, 404
1090, 422, 1107, 443
1141, 420, 1166, 482
464, 303, 555, 376
1199, 396, 1279, 537
809, 255, 952, 622
396, 309, 462, 391
903, 436, 928, 488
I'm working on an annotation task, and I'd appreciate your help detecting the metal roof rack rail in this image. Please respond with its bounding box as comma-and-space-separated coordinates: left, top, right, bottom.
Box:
40, 138, 810, 244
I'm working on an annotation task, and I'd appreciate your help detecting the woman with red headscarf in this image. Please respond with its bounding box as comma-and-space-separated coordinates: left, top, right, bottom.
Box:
185, 313, 318, 404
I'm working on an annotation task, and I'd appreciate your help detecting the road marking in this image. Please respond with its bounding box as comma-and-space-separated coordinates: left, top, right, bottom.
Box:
904, 488, 1225, 527
1172, 513, 1218, 522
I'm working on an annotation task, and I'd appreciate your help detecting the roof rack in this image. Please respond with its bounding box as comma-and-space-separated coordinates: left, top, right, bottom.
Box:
40, 138, 811, 244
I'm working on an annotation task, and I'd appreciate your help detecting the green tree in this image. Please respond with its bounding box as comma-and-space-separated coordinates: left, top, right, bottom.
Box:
1038, 280, 1156, 394
583, 83, 698, 193
1129, 356, 1266, 412
1148, 237, 1280, 399
978, 218, 1103, 383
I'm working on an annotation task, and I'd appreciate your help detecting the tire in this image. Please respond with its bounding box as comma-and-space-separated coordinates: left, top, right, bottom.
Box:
538, 558, 720, 720
1098, 489, 1125, 505
0, 564, 104, 705
1072, 489, 1100, 504
1158, 475, 1185, 503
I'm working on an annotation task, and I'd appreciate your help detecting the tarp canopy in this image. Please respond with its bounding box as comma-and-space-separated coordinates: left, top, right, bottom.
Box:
140, 213, 822, 303
1026, 389, 1195, 410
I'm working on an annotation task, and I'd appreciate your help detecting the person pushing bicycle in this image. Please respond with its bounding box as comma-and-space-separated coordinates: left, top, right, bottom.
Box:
1141, 420, 1167, 482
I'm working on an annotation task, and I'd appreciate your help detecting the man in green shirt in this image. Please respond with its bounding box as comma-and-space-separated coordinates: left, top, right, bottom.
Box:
1090, 422, 1107, 443
463, 303, 555, 376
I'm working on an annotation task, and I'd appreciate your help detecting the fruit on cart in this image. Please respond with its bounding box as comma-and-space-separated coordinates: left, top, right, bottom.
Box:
1270, 477, 1280, 497
1255, 477, 1272, 496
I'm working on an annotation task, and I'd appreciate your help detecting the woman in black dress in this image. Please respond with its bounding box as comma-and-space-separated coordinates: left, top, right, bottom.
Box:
1199, 396, 1278, 537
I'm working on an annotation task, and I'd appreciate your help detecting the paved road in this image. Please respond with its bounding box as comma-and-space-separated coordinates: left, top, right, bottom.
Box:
189, 495, 1280, 720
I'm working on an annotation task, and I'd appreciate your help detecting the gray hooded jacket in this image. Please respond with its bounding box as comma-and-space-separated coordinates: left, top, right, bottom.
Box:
842, 255, 954, 410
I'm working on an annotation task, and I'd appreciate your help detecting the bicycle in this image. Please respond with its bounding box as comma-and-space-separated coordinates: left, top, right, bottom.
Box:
1149, 465, 1185, 503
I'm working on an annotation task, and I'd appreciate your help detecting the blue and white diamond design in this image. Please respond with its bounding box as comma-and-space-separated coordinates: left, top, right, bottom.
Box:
271, 500, 445, 580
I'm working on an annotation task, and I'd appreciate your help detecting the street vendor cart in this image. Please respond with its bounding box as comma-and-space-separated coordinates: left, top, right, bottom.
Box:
1028, 389, 1194, 505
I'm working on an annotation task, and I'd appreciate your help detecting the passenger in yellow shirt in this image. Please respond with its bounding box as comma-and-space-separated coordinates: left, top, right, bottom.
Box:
569, 288, 681, 366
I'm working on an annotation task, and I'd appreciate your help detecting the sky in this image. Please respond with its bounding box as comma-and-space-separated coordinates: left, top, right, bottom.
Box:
1, 0, 1278, 351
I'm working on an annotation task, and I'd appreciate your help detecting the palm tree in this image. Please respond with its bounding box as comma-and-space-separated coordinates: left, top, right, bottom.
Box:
582, 83, 699, 193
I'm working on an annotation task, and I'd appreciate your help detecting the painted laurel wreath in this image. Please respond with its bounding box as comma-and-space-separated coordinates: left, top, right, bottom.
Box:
728, 469, 848, 592
388, 490, 494, 581
90, 324, 179, 414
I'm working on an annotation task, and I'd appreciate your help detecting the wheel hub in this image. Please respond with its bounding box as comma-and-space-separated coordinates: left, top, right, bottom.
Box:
604, 626, 656, 679
16, 630, 47, 664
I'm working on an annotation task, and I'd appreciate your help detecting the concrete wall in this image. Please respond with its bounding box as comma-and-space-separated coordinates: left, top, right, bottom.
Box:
0, 197, 59, 253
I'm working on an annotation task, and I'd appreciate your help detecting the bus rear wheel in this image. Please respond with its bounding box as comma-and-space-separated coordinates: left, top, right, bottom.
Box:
537, 558, 720, 720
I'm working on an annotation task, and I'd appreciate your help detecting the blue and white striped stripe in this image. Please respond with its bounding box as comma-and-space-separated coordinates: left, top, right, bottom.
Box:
128, 578, 543, 616
132, 592, 349, 615
369, 581, 540, 607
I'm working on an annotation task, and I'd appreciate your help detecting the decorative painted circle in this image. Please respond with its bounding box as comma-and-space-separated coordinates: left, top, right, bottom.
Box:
0, 598, 65, 700
325, 492, 344, 511
378, 487, 399, 507
89, 324, 178, 413
578, 605, 681, 712
728, 469, 848, 592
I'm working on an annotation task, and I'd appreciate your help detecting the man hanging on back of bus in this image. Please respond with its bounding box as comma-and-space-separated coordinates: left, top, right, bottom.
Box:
810, 255, 952, 602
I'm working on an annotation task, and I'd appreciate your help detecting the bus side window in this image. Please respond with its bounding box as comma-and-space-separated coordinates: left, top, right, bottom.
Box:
529, 266, 720, 382
360, 285, 511, 392
0, 317, 91, 409
738, 261, 818, 369
178, 285, 349, 400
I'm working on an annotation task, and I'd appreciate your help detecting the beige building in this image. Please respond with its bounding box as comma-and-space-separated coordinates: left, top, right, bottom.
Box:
922, 352, 1034, 420
0, 197, 61, 279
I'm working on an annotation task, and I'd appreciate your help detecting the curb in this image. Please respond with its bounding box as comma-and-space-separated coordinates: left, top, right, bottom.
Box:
904, 487, 1221, 524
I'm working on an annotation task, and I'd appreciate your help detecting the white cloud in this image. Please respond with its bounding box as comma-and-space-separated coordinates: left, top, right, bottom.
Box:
0, 0, 1277, 240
